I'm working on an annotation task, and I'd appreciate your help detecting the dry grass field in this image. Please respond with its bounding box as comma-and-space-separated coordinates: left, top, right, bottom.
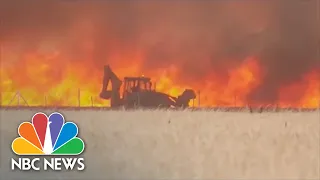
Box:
0, 109, 319, 180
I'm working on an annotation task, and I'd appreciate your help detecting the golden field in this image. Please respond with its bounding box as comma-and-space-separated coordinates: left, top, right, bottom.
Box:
0, 109, 319, 179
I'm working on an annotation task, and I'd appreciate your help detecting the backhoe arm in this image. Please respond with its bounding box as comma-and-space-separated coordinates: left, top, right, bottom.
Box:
99, 65, 123, 107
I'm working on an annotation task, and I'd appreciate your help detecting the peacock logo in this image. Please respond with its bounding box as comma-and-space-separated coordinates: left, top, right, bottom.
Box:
12, 112, 85, 155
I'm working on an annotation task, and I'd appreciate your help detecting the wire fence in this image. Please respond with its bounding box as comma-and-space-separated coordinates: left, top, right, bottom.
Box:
1, 90, 105, 107
0, 90, 319, 112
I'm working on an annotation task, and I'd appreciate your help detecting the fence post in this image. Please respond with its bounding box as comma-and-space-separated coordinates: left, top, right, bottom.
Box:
44, 95, 47, 107
197, 90, 201, 107
17, 91, 20, 106
78, 88, 80, 107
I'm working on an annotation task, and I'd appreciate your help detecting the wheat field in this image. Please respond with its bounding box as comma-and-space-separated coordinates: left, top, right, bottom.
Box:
0, 109, 319, 180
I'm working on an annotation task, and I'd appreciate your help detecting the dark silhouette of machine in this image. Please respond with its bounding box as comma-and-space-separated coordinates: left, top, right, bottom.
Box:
99, 65, 196, 108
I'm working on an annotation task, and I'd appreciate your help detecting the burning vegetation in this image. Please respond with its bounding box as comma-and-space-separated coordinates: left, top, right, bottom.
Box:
0, 1, 319, 108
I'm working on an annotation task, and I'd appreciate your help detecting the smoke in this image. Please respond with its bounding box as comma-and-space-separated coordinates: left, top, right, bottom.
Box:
248, 1, 320, 103
1, 0, 319, 104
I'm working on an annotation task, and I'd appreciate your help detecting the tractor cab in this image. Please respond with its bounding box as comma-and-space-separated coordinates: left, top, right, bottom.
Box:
122, 76, 154, 100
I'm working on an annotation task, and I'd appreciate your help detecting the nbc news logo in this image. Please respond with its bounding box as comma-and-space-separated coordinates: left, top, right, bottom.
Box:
11, 112, 85, 171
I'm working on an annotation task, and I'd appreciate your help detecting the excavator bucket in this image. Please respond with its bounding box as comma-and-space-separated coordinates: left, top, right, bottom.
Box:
175, 89, 196, 108
100, 90, 112, 99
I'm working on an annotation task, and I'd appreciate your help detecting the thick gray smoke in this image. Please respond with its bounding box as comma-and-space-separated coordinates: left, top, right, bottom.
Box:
1, 0, 319, 104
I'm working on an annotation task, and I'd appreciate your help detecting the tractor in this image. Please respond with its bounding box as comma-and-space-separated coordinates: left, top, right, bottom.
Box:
99, 65, 196, 108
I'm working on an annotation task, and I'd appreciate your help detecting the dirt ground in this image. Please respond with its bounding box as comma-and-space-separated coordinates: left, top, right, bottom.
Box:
0, 109, 319, 179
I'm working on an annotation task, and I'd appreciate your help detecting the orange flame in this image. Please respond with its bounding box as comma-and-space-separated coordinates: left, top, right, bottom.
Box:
278, 70, 319, 108
1, 45, 319, 108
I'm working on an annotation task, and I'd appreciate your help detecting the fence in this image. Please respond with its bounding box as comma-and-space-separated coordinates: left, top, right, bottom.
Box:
1, 90, 202, 107
1, 90, 319, 111
1, 90, 105, 107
